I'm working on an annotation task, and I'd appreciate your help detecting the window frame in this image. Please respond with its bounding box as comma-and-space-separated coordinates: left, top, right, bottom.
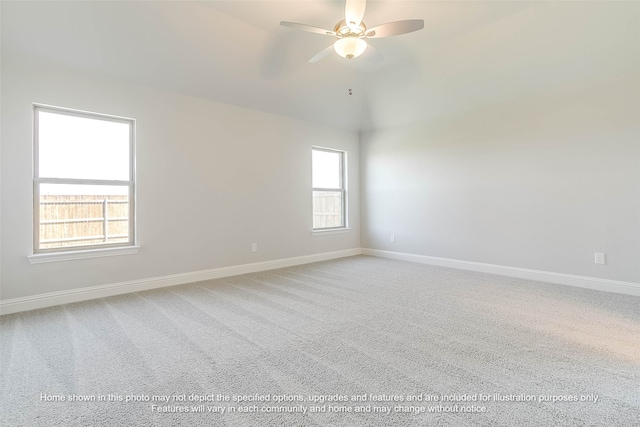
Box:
32, 104, 136, 255
312, 146, 347, 232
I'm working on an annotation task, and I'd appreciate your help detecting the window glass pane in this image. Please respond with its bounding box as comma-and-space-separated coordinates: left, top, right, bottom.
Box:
312, 149, 341, 188
38, 111, 130, 180
38, 183, 130, 250
313, 190, 343, 229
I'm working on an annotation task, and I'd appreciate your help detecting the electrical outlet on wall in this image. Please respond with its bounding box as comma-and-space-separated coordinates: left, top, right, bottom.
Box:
390, 234, 395, 243
594, 252, 606, 265
251, 243, 257, 253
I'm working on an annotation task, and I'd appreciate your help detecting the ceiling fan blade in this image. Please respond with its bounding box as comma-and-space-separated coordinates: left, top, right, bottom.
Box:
308, 45, 335, 63
365, 20, 424, 38
280, 21, 336, 37
361, 43, 383, 64
345, 0, 366, 28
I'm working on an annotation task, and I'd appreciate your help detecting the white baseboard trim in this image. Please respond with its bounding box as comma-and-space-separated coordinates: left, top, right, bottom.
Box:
0, 248, 363, 315
362, 248, 640, 297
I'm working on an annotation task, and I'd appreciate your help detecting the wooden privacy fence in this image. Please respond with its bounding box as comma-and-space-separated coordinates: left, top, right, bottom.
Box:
312, 191, 343, 229
39, 191, 338, 249
39, 195, 129, 249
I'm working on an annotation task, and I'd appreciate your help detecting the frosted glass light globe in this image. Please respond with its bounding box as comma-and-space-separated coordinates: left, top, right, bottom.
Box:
333, 37, 367, 59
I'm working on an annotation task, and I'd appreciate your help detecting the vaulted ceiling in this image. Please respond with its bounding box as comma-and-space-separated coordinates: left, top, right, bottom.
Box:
2, 1, 639, 131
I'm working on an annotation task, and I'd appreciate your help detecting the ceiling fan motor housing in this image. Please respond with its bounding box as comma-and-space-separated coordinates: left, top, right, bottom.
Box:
333, 19, 368, 59
334, 19, 366, 37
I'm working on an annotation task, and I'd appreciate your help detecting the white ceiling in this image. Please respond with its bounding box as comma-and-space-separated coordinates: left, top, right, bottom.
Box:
2, 1, 639, 132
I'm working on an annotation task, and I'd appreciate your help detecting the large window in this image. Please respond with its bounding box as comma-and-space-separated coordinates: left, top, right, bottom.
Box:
312, 147, 346, 230
33, 105, 135, 253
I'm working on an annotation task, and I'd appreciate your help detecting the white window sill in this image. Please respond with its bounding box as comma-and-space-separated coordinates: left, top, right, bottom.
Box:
312, 228, 351, 236
27, 245, 140, 264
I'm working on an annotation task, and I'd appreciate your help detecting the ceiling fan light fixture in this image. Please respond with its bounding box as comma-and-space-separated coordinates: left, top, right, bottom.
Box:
281, 0, 425, 64
333, 37, 367, 60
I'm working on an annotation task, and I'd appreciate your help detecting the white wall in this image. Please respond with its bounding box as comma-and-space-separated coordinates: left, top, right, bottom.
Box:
361, 72, 640, 283
1, 51, 360, 301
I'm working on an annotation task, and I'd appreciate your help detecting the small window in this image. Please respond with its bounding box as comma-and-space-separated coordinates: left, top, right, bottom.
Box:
33, 105, 135, 253
312, 147, 346, 230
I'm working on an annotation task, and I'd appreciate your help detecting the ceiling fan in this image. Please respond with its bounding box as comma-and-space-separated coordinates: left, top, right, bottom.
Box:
280, 0, 424, 63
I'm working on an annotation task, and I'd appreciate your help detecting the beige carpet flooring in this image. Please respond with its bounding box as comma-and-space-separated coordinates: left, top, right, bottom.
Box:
1, 255, 638, 426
